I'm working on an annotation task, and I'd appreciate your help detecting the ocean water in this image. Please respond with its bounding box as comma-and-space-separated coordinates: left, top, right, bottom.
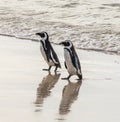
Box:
0, 0, 120, 54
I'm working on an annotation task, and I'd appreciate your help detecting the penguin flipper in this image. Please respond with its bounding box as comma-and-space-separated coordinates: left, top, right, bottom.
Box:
70, 49, 82, 76
75, 54, 82, 73
50, 48, 61, 68
71, 49, 81, 71
64, 61, 67, 69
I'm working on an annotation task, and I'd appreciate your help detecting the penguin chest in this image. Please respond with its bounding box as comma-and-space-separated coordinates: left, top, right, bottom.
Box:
64, 49, 77, 75
40, 44, 54, 66
40, 44, 47, 61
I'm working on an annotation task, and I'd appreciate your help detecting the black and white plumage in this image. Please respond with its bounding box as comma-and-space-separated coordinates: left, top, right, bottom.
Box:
36, 32, 61, 72
59, 40, 82, 80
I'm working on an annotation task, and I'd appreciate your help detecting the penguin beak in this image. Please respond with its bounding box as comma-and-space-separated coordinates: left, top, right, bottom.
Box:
36, 33, 41, 36
59, 41, 65, 45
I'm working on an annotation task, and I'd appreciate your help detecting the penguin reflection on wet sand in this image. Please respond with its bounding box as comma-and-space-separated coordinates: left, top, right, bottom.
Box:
36, 32, 61, 72
59, 40, 82, 80
59, 80, 82, 115
35, 73, 60, 106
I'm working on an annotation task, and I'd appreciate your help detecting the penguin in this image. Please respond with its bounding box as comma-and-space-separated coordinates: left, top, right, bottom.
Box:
36, 32, 61, 72
59, 40, 82, 80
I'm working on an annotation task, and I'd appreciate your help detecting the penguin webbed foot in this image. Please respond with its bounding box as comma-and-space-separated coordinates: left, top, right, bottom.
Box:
54, 66, 58, 73
54, 65, 61, 73
61, 75, 71, 80
76, 78, 82, 82
42, 66, 52, 72
61, 77, 69, 80
42, 69, 50, 71
77, 74, 82, 80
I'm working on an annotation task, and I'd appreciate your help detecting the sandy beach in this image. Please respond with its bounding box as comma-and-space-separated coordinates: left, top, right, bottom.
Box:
0, 36, 120, 122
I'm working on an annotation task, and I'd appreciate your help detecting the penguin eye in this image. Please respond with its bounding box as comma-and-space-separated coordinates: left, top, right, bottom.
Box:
66, 42, 70, 46
41, 33, 45, 37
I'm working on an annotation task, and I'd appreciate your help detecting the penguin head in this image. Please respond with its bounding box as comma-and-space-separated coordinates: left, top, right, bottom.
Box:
36, 31, 49, 40
59, 40, 73, 47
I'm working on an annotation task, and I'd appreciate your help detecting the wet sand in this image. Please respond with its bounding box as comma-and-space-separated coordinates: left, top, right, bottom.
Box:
0, 36, 120, 122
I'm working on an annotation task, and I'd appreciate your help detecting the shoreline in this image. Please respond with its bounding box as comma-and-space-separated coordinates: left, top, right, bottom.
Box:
0, 34, 120, 55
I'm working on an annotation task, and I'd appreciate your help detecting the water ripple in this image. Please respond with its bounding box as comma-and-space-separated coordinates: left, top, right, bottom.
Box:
0, 0, 120, 54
